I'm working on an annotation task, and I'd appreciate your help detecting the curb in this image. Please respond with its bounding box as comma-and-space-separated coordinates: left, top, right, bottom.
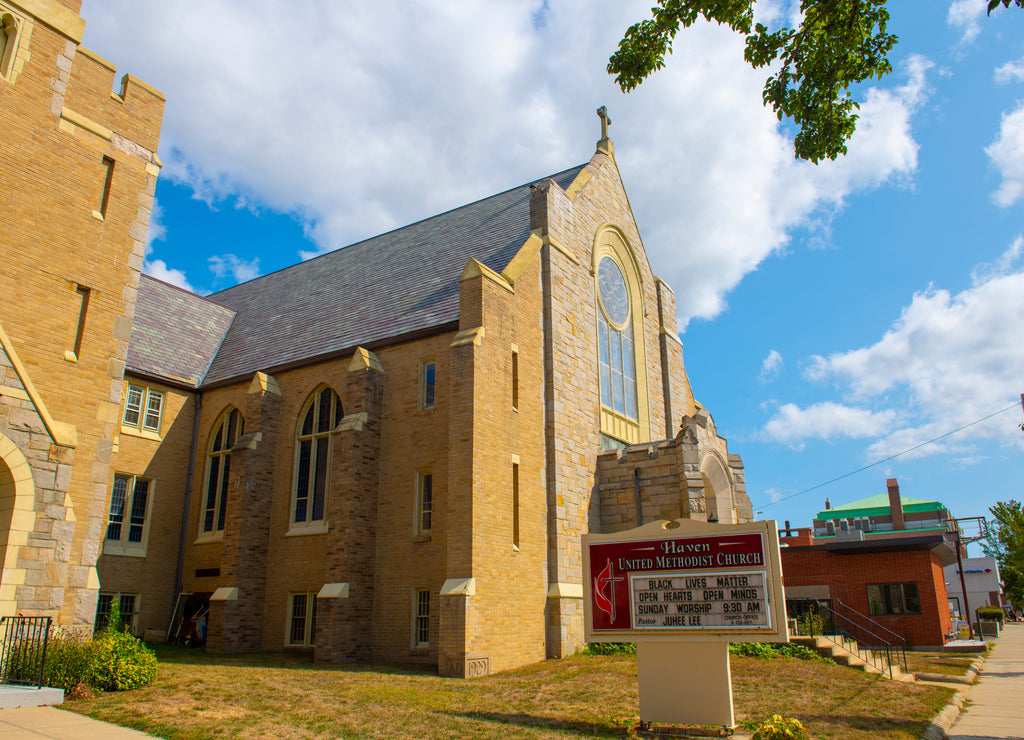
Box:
918, 656, 985, 740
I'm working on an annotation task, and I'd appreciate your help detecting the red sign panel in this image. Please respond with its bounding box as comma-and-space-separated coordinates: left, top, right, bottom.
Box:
589, 532, 765, 631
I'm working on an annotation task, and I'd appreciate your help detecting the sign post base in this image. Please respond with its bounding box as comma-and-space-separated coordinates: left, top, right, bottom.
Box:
638, 641, 734, 728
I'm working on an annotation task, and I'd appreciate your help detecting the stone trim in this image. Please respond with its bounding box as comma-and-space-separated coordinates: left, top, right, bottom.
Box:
6, 0, 83, 42
210, 587, 238, 601
461, 258, 513, 294
0, 321, 76, 447
450, 326, 486, 348
248, 372, 282, 396
546, 582, 583, 599
318, 582, 350, 599
59, 106, 112, 141
0, 433, 35, 617
348, 347, 384, 374
439, 577, 476, 596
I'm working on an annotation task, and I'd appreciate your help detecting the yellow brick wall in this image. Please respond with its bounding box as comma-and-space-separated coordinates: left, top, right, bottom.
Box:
0, 0, 164, 628
101, 377, 195, 635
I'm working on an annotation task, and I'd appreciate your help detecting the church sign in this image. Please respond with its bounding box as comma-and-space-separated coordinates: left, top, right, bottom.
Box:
583, 519, 788, 729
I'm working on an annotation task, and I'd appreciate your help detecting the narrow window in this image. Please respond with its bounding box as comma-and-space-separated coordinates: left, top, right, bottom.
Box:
123, 384, 143, 427
419, 360, 436, 411
201, 408, 243, 535
69, 285, 90, 360
293, 387, 340, 527
413, 589, 430, 648
415, 471, 433, 536
99, 156, 115, 218
511, 350, 519, 410
105, 474, 152, 553
288, 592, 317, 646
0, 13, 17, 79
143, 389, 164, 432
512, 462, 520, 548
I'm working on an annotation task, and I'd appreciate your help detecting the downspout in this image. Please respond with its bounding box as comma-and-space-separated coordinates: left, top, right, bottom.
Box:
172, 390, 202, 616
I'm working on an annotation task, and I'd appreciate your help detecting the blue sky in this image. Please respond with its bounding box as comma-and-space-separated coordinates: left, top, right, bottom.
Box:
80, 1, 1023, 549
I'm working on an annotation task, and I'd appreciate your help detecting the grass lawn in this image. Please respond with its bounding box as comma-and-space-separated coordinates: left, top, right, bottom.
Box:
63, 645, 955, 739
902, 651, 979, 677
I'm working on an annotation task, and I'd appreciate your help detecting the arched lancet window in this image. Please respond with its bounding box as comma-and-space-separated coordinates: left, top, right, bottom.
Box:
200, 407, 243, 536
597, 256, 637, 421
291, 386, 342, 528
593, 226, 649, 446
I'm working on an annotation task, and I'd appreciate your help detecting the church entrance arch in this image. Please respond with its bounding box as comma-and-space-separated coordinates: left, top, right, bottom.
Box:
700, 452, 734, 524
0, 433, 35, 618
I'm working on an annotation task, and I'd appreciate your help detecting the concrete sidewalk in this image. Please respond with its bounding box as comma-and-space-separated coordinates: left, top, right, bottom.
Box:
948, 621, 1024, 740
0, 705, 156, 738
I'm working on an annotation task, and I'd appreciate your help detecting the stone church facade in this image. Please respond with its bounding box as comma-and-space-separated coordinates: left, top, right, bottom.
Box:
2, 3, 751, 676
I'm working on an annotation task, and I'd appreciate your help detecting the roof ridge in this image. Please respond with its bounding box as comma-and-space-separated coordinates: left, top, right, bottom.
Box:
209, 163, 587, 297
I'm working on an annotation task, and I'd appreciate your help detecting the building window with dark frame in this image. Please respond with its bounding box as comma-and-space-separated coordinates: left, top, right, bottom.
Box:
287, 591, 317, 647
200, 407, 243, 537
412, 588, 430, 648
94, 592, 138, 635
104, 473, 152, 555
415, 470, 433, 536
291, 386, 342, 530
867, 582, 921, 616
419, 359, 436, 411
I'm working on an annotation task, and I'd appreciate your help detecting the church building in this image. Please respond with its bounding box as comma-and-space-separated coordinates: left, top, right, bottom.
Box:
1, 2, 751, 678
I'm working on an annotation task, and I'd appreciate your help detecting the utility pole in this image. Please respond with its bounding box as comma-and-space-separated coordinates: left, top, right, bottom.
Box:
949, 516, 989, 640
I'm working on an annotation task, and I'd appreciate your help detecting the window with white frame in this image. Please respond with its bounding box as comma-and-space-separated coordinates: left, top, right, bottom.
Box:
287, 591, 317, 646
412, 588, 430, 648
94, 592, 138, 635
122, 382, 164, 434
292, 387, 342, 529
419, 359, 436, 411
104, 473, 152, 555
415, 471, 433, 536
200, 407, 243, 537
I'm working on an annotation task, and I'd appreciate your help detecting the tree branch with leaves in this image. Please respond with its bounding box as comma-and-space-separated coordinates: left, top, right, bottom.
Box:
609, 0, 1021, 163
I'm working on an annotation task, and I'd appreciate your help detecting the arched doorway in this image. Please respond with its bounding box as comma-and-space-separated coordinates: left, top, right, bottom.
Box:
700, 452, 734, 524
0, 433, 35, 618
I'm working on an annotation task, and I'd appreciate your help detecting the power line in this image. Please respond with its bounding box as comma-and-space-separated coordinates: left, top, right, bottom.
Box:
761, 401, 1022, 509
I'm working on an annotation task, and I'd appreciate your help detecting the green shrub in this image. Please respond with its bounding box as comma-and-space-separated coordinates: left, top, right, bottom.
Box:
729, 642, 828, 663
38, 633, 95, 692
88, 628, 158, 691
585, 642, 637, 655
977, 605, 1005, 623
752, 714, 809, 740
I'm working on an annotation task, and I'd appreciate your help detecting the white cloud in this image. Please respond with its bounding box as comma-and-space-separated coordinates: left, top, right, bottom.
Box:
948, 0, 987, 44
796, 237, 1024, 459
995, 56, 1024, 84
143, 259, 196, 293
208, 254, 261, 284
759, 350, 784, 383
761, 402, 898, 449
78, 1, 929, 326
145, 198, 166, 249
986, 101, 1024, 206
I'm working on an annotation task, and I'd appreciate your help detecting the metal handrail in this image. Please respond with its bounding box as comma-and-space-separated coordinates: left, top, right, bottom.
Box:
792, 599, 907, 677
829, 597, 906, 645
0, 616, 53, 689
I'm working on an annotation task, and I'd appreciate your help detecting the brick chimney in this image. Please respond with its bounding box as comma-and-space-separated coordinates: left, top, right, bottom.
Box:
887, 478, 905, 530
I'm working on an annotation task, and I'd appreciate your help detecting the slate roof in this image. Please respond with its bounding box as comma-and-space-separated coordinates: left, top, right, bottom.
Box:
198, 164, 586, 386
127, 276, 236, 387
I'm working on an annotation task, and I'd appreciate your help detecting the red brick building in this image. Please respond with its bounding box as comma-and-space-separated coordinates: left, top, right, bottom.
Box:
779, 479, 957, 650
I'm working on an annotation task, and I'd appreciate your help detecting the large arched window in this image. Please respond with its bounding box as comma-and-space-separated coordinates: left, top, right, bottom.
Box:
593, 226, 649, 446
199, 407, 243, 537
291, 386, 342, 530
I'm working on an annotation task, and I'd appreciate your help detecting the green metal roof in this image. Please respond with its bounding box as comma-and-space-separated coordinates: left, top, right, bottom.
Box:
816, 493, 947, 521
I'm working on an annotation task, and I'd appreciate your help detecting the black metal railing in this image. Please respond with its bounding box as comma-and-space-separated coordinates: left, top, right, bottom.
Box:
790, 598, 907, 678
0, 616, 53, 689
